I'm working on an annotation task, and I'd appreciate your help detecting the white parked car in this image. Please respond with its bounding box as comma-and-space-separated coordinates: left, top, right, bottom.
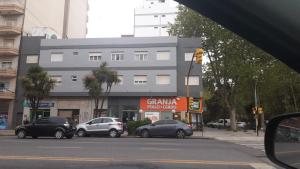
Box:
236, 122, 247, 128
76, 117, 123, 138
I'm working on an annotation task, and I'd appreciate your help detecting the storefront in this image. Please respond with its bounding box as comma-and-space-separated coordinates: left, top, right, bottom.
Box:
23, 101, 53, 122
108, 97, 140, 123
0, 113, 8, 129
58, 109, 80, 124
139, 97, 187, 122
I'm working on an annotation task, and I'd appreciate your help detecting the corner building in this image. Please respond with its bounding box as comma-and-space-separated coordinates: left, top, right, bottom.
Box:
17, 36, 202, 124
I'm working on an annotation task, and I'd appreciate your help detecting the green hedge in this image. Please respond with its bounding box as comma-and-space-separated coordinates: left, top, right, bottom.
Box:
127, 118, 151, 135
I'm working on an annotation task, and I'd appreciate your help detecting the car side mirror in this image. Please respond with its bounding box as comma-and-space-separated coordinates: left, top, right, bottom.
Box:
87, 122, 92, 125
265, 112, 300, 169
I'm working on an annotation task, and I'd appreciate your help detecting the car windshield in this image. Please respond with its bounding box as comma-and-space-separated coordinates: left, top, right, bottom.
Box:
1, 1, 299, 169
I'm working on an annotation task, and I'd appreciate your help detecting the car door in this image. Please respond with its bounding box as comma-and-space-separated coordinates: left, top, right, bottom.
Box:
150, 120, 166, 136
86, 118, 101, 132
33, 118, 50, 136
98, 118, 113, 133
164, 120, 178, 136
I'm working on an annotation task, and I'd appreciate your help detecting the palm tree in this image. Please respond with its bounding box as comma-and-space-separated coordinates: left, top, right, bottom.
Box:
100, 70, 121, 109
84, 62, 120, 117
21, 65, 55, 121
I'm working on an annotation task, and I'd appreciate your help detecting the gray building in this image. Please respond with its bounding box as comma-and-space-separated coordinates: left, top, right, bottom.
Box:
16, 36, 202, 125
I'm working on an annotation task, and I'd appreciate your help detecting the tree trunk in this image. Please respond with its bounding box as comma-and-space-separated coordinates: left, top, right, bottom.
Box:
229, 107, 237, 131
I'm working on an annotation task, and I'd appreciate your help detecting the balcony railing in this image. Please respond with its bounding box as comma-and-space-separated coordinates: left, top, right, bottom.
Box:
0, 47, 18, 56
0, 25, 21, 35
0, 0, 25, 15
0, 68, 16, 77
0, 90, 15, 100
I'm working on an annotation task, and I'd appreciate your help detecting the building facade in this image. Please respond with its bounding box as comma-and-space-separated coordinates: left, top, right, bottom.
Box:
0, 0, 88, 129
134, 0, 177, 37
16, 36, 202, 126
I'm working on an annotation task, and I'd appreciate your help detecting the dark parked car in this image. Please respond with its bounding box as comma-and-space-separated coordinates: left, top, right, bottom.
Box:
15, 116, 76, 139
136, 120, 193, 139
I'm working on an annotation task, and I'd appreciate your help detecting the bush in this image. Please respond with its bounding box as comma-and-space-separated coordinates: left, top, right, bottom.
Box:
127, 118, 151, 135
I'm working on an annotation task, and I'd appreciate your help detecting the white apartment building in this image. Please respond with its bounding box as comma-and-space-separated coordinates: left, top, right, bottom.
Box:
134, 0, 177, 37
0, 0, 88, 129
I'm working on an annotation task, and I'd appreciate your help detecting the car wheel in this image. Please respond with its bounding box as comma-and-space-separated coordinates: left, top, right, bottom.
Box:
77, 129, 86, 137
141, 130, 150, 138
109, 129, 118, 138
176, 130, 185, 139
17, 130, 26, 139
55, 130, 64, 139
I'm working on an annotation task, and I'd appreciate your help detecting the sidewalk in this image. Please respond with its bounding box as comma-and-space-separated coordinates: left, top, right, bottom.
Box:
193, 127, 265, 141
0, 130, 14, 136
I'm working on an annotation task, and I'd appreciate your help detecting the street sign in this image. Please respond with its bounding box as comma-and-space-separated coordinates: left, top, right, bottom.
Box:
188, 97, 203, 112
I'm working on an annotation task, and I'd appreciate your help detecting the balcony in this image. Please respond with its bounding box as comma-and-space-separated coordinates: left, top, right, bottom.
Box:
0, 68, 16, 78
0, 25, 21, 35
0, 1, 25, 15
0, 90, 14, 100
0, 47, 18, 56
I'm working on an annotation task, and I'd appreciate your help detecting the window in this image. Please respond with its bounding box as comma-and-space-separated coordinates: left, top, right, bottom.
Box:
36, 118, 49, 124
0, 82, 9, 92
162, 14, 166, 17
71, 75, 77, 82
118, 75, 123, 85
91, 118, 101, 124
73, 51, 78, 55
154, 27, 158, 29
1, 61, 12, 69
26, 55, 38, 64
111, 52, 124, 61
184, 53, 194, 61
134, 75, 147, 85
154, 15, 158, 17
101, 118, 113, 123
156, 75, 170, 85
156, 51, 170, 60
4, 39, 14, 48
89, 52, 101, 61
135, 52, 148, 61
185, 76, 200, 86
50, 53, 63, 62
50, 75, 62, 86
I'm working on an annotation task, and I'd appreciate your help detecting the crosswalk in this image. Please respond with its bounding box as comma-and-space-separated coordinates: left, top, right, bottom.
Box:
214, 136, 265, 152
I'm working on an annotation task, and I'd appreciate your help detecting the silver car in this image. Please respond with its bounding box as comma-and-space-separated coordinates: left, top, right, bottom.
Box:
76, 117, 123, 138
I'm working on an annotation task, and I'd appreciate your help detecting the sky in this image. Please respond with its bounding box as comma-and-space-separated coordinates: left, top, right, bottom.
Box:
87, 0, 178, 38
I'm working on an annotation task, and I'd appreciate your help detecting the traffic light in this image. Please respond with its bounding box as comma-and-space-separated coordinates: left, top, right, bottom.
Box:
195, 48, 204, 64
258, 107, 263, 114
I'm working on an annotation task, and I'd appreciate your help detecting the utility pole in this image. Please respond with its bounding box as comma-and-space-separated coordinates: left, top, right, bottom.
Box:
254, 80, 259, 136
186, 48, 203, 132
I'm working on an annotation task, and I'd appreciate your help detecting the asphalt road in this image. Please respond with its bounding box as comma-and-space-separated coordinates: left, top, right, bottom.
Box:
0, 136, 276, 169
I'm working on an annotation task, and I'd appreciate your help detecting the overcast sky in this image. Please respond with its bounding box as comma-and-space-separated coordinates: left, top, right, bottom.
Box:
87, 0, 178, 38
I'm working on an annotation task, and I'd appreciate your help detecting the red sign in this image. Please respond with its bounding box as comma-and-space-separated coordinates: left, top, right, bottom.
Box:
140, 97, 187, 111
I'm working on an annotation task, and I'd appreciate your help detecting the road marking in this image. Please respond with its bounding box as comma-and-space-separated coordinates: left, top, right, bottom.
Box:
38, 146, 81, 149
0, 156, 112, 162
140, 147, 179, 151
249, 163, 276, 169
0, 155, 273, 167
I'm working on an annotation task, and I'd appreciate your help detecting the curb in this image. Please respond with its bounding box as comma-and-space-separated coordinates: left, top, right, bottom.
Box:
0, 130, 15, 136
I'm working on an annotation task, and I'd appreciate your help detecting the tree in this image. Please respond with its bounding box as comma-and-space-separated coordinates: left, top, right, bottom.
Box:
84, 62, 120, 117
169, 5, 300, 131
21, 65, 55, 121
169, 5, 273, 130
